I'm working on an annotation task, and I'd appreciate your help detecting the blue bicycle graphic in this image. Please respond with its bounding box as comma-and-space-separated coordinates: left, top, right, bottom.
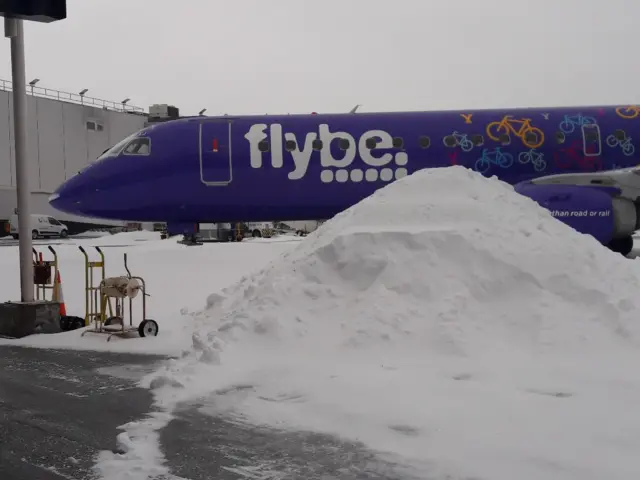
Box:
475, 148, 514, 174
559, 114, 597, 134
518, 149, 547, 172
443, 131, 474, 152
606, 134, 635, 156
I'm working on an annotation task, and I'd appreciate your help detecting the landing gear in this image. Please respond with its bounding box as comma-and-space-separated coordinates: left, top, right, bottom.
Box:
179, 233, 203, 246
607, 236, 634, 257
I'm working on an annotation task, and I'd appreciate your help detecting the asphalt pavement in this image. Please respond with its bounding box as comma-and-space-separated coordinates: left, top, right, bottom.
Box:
163, 404, 424, 480
0, 346, 423, 480
0, 345, 164, 480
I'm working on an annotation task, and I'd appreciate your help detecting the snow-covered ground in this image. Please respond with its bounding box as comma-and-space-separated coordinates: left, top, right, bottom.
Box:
0, 231, 301, 356
3, 166, 640, 479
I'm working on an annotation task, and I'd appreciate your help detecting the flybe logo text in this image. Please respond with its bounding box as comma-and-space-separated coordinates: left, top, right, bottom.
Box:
244, 124, 408, 182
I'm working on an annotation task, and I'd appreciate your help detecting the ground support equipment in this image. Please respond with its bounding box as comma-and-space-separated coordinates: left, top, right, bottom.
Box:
80, 250, 158, 341
32, 246, 84, 331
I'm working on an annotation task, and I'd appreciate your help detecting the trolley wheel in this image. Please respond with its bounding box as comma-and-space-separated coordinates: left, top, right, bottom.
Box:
138, 319, 159, 337
104, 316, 123, 326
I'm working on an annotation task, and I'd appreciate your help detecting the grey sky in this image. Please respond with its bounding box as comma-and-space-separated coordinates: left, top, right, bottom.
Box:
1, 0, 638, 116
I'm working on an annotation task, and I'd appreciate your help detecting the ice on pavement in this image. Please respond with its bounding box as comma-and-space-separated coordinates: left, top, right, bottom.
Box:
140, 166, 640, 479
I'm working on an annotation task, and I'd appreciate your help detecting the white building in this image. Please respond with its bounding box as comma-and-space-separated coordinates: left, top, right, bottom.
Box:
0, 79, 148, 234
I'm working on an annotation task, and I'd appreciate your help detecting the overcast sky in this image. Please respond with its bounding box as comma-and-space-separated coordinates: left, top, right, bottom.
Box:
1, 0, 638, 116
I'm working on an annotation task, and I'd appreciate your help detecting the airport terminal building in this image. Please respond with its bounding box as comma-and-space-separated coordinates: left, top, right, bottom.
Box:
0, 79, 178, 235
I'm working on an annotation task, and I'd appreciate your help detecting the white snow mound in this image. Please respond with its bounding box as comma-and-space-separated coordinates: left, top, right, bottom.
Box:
191, 165, 640, 357
145, 166, 640, 480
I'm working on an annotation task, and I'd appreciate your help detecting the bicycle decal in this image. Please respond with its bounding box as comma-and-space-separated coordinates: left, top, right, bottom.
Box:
486, 115, 544, 148
606, 133, 635, 156
475, 147, 514, 174
616, 106, 640, 119
518, 149, 547, 172
443, 131, 475, 152
559, 113, 597, 134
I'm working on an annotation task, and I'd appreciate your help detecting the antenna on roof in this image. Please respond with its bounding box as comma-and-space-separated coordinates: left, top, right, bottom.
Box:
349, 104, 361, 114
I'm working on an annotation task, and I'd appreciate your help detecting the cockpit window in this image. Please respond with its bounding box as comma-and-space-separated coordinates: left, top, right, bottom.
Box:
122, 137, 151, 155
96, 133, 139, 161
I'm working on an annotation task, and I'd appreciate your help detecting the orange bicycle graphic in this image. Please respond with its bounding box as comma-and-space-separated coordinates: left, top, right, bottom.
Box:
616, 106, 640, 119
486, 115, 544, 148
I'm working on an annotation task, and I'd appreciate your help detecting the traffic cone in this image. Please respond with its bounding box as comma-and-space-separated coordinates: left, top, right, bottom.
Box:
54, 270, 67, 316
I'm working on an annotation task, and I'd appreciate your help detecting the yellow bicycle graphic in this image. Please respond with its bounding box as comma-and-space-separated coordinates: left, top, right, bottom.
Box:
486, 115, 544, 148
616, 106, 640, 119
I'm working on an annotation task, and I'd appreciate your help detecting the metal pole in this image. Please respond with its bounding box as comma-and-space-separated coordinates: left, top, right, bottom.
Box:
5, 18, 33, 302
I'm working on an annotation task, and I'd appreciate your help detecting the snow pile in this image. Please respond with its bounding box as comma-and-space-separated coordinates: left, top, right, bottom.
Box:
142, 166, 640, 479
190, 166, 640, 356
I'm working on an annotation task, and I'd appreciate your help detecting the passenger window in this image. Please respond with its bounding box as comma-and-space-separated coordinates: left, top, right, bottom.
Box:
615, 129, 626, 140
499, 133, 510, 144
555, 131, 565, 144
312, 139, 323, 150
392, 137, 403, 149
471, 134, 484, 146
122, 137, 151, 155
443, 135, 456, 147
525, 132, 538, 144
365, 137, 377, 149
419, 136, 431, 148
258, 140, 269, 152
339, 138, 350, 150
285, 140, 296, 151
48, 217, 60, 225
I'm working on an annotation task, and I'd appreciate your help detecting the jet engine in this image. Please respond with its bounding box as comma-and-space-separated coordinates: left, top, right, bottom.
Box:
514, 182, 638, 256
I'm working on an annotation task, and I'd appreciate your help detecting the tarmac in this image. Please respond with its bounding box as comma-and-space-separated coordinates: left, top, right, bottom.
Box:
0, 345, 164, 480
0, 345, 422, 480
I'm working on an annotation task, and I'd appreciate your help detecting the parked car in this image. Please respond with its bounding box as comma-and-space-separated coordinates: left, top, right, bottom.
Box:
9, 213, 69, 240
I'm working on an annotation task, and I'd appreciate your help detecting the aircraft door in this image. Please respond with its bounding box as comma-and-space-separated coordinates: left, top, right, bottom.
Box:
581, 123, 601, 157
199, 120, 232, 185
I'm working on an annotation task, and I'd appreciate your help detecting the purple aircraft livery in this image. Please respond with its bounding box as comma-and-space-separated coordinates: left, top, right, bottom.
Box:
49, 105, 640, 256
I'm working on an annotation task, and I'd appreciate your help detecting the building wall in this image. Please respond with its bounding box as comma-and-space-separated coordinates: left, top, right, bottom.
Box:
0, 90, 146, 222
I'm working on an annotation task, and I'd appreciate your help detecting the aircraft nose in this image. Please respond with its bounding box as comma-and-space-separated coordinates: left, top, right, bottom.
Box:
48, 174, 92, 216
48, 187, 77, 215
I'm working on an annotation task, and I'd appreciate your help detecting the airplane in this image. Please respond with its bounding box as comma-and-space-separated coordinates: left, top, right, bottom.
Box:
48, 104, 640, 256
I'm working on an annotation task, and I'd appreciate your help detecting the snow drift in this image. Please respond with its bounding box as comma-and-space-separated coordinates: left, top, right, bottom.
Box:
146, 166, 640, 480
191, 165, 640, 356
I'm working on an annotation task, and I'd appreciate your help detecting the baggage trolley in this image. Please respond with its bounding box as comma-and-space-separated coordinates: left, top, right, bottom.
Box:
81, 249, 158, 341
32, 245, 84, 331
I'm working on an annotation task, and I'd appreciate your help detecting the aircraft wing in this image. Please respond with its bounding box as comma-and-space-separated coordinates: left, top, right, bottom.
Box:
528, 167, 640, 201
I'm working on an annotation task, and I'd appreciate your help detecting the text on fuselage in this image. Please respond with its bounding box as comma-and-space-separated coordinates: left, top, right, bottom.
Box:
244, 124, 408, 182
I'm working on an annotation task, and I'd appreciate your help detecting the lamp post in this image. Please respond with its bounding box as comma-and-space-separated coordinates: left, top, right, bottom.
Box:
28, 77, 39, 95
5, 18, 32, 302
2, 1, 67, 304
